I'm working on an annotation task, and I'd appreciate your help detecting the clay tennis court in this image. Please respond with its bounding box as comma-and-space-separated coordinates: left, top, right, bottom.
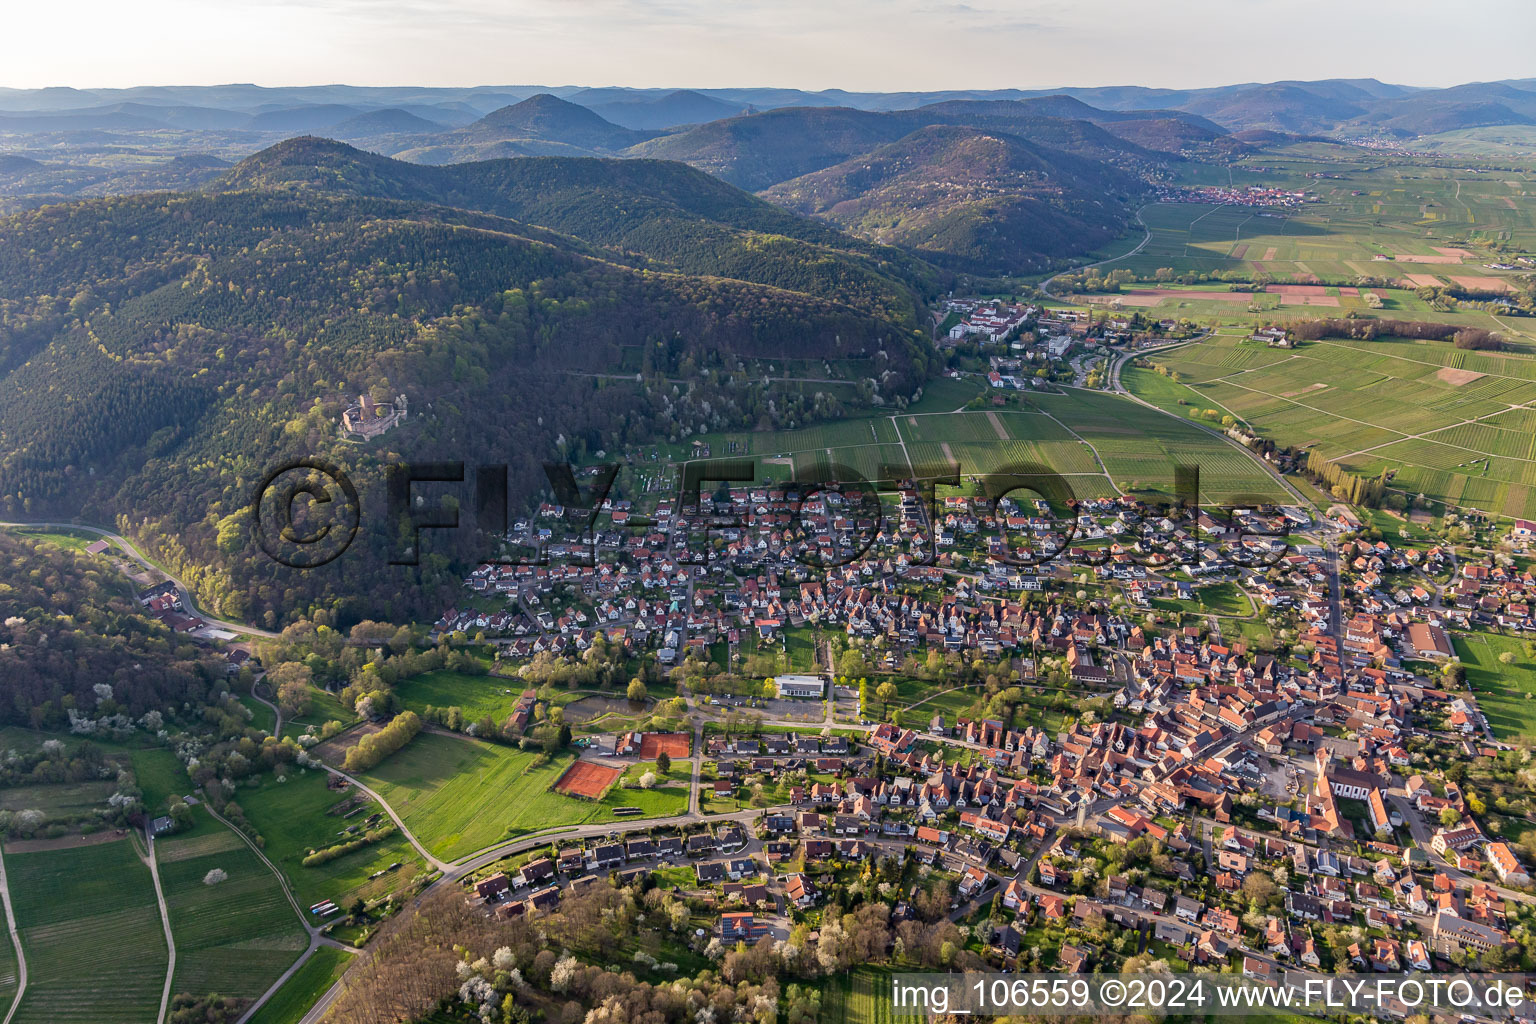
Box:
554, 760, 624, 798
638, 732, 691, 759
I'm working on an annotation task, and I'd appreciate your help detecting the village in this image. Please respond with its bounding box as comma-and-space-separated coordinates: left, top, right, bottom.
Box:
438, 472, 1536, 989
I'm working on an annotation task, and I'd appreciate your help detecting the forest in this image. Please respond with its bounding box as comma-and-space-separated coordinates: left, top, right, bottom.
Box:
0, 531, 229, 726
0, 148, 941, 628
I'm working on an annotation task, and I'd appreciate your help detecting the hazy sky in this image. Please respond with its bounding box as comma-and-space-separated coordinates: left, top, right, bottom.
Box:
7, 0, 1535, 92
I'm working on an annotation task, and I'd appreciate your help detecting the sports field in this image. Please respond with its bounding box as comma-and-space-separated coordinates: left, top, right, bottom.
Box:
552, 760, 624, 798
359, 732, 689, 861
156, 809, 308, 1001
1135, 331, 1536, 518
5, 837, 168, 1024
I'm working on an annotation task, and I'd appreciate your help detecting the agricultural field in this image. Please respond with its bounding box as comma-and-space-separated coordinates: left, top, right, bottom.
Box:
1110, 156, 1536, 285
820, 965, 901, 1024
235, 770, 430, 912
5, 837, 168, 1024
156, 808, 308, 1000
641, 390, 1286, 508
1133, 331, 1536, 517
247, 946, 354, 1024
359, 732, 688, 861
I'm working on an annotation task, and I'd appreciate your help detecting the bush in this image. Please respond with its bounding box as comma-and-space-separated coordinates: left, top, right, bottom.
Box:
342, 711, 423, 772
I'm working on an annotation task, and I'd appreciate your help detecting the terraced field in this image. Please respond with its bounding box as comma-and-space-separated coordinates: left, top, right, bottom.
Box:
5, 837, 168, 1024
157, 810, 308, 1000
1136, 332, 1536, 518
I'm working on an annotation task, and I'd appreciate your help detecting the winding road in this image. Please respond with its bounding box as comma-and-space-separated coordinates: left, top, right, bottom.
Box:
0, 520, 278, 639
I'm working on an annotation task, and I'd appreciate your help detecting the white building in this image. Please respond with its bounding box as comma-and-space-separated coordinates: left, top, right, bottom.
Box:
776, 675, 826, 699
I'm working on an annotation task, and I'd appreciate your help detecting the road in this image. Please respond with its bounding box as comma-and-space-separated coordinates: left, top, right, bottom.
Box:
1093, 343, 1311, 509
143, 830, 176, 1024
0, 520, 279, 639
0, 842, 26, 1024
319, 767, 452, 874
1039, 207, 1153, 300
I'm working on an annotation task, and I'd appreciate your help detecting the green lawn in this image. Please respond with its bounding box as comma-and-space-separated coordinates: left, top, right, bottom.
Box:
235, 770, 429, 912
247, 946, 354, 1024
359, 732, 687, 861
239, 695, 277, 734
1454, 631, 1536, 739
5, 837, 169, 1024
157, 808, 308, 1000
280, 686, 353, 739
132, 746, 189, 816
393, 670, 523, 723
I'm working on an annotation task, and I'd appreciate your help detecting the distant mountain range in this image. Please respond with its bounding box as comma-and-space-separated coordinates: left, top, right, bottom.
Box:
3, 76, 1536, 273
5, 77, 1536, 137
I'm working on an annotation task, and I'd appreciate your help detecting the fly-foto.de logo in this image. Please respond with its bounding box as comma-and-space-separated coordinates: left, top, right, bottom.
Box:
250, 456, 1294, 574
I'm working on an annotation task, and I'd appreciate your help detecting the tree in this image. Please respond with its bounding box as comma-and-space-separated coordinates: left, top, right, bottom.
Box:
876, 681, 898, 714
656, 751, 671, 775
626, 678, 648, 703
1440, 806, 1462, 829
1241, 870, 1277, 906
269, 662, 314, 717
762, 678, 777, 700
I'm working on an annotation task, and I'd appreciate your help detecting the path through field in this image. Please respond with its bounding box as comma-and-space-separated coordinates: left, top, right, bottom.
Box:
0, 850, 24, 1024
142, 833, 175, 1024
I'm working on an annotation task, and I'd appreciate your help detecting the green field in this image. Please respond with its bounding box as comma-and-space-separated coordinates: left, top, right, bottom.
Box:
1098, 157, 1536, 288
157, 809, 308, 1000
132, 747, 190, 816
1134, 330, 1536, 518
0, 906, 16, 1018
6, 837, 168, 1024
235, 770, 430, 912
393, 670, 527, 723
359, 732, 688, 861
821, 965, 900, 1024
1454, 631, 1536, 739
247, 946, 353, 1024
280, 686, 354, 740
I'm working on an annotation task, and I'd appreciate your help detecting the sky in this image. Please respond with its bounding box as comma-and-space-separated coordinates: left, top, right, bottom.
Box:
5, 0, 1535, 93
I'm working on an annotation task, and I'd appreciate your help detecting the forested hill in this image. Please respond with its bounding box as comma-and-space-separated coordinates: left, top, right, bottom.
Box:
761, 125, 1145, 275
0, 151, 936, 629
0, 531, 229, 728
222, 138, 940, 328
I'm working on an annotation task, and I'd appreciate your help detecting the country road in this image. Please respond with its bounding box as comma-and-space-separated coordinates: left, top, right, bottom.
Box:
0, 844, 26, 1024
0, 520, 279, 639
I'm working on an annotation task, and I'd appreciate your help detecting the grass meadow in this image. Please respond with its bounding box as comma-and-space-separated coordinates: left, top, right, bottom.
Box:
235, 769, 429, 912
247, 946, 354, 1024
359, 732, 688, 861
